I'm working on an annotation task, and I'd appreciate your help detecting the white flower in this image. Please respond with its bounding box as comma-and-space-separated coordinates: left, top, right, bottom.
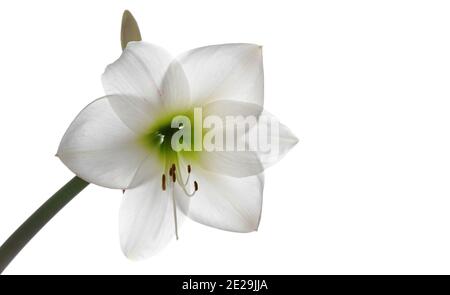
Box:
57, 42, 298, 259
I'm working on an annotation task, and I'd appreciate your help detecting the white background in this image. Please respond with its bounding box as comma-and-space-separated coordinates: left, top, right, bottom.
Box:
1, 0, 450, 274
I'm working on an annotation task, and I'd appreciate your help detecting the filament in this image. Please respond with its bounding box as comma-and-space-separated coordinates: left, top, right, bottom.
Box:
171, 175, 179, 240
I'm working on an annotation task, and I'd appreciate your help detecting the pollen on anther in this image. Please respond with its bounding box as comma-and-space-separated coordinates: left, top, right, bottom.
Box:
172, 164, 176, 172
172, 172, 176, 183
162, 174, 166, 191
187, 165, 191, 173
194, 181, 198, 191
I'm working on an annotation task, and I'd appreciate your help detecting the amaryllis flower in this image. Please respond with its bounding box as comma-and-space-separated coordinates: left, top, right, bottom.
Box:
56, 41, 298, 259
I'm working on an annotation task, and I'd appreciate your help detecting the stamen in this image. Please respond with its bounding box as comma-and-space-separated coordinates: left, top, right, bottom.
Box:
171, 158, 197, 197
162, 174, 166, 191
184, 165, 191, 186
169, 168, 173, 177
194, 181, 198, 191
170, 164, 177, 178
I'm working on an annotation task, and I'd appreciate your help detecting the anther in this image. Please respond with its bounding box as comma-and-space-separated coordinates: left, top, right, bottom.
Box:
171, 164, 176, 173
194, 181, 198, 191
162, 174, 167, 191
187, 165, 191, 173
169, 168, 173, 177
172, 172, 176, 183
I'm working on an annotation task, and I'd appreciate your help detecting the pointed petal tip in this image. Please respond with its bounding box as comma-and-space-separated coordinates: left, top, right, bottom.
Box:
121, 245, 160, 261
120, 242, 140, 261
257, 45, 263, 55
285, 127, 300, 146
284, 133, 300, 152
121, 250, 141, 262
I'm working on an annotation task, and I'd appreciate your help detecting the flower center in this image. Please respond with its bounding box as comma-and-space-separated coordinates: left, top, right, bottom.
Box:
138, 110, 200, 240
139, 110, 196, 158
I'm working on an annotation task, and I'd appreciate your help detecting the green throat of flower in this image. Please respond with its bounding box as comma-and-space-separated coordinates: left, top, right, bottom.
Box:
138, 110, 201, 241
138, 110, 199, 162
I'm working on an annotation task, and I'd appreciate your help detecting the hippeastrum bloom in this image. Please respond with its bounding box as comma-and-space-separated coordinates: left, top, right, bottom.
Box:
57, 41, 298, 259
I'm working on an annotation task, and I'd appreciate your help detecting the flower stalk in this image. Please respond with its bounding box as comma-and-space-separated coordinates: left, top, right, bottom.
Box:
0, 176, 89, 274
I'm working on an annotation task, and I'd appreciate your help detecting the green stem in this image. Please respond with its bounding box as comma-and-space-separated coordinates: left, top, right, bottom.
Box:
0, 176, 89, 274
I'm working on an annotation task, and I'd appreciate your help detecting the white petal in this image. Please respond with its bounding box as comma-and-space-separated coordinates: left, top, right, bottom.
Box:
160, 60, 191, 111
197, 105, 298, 176
57, 97, 149, 189
202, 99, 262, 119
181, 162, 264, 232
177, 43, 264, 106
193, 99, 264, 177
197, 151, 264, 178
247, 110, 299, 169
106, 95, 158, 134
119, 157, 188, 259
102, 41, 172, 105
